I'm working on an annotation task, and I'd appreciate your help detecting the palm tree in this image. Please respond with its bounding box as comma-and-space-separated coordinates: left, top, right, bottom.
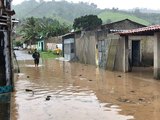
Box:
21, 17, 38, 47
20, 17, 70, 48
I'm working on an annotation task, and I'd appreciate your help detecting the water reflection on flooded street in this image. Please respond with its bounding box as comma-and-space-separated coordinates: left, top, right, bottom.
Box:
11, 51, 160, 120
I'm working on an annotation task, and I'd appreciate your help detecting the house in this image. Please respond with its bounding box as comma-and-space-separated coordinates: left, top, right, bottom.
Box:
37, 39, 45, 51
101, 19, 146, 30
118, 25, 160, 79
45, 36, 62, 51
62, 19, 160, 79
62, 19, 146, 67
0, 0, 15, 93
36, 36, 62, 52
62, 33, 75, 61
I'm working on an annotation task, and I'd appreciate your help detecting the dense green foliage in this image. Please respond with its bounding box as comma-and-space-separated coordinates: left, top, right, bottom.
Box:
20, 17, 70, 43
13, 0, 101, 23
20, 17, 37, 44
13, 41, 22, 47
73, 15, 102, 30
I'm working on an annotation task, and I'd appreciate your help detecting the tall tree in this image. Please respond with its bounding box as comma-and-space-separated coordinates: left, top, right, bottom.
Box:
37, 18, 70, 38
20, 17, 37, 45
73, 15, 102, 30
20, 17, 70, 45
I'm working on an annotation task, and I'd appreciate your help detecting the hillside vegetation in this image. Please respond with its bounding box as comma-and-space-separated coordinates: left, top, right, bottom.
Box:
98, 10, 150, 25
12, 0, 160, 26
13, 0, 101, 24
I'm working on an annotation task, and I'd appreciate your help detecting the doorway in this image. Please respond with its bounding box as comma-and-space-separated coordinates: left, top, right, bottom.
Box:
41, 42, 44, 51
98, 40, 105, 67
132, 40, 140, 66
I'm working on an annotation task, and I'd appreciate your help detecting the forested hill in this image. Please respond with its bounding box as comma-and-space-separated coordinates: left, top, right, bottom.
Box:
12, 0, 160, 25
12, 0, 101, 24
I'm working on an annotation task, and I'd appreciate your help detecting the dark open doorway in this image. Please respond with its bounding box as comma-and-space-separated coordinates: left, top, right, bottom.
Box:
132, 40, 140, 66
41, 42, 44, 51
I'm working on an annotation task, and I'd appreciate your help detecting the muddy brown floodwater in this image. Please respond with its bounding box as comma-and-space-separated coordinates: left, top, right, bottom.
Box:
11, 51, 160, 120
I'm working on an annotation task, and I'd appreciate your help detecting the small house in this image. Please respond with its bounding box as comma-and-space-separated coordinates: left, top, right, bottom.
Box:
118, 25, 160, 79
45, 36, 62, 51
62, 33, 76, 61
72, 19, 146, 68
37, 36, 62, 52
62, 19, 160, 80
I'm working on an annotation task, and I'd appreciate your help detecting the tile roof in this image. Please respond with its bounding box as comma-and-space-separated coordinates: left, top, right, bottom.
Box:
119, 25, 160, 35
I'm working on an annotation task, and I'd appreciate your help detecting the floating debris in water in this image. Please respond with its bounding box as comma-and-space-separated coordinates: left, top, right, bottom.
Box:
130, 90, 135, 93
138, 98, 145, 102
46, 97, 50, 101
25, 89, 34, 96
46, 96, 51, 101
117, 97, 130, 103
25, 89, 32, 92
117, 75, 121, 77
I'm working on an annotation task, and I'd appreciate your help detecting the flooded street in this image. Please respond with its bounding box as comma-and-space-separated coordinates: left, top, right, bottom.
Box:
11, 50, 160, 120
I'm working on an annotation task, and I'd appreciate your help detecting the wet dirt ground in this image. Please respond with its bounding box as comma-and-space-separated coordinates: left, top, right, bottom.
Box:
11, 51, 160, 120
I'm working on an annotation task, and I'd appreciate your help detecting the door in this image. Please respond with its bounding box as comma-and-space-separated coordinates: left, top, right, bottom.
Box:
98, 40, 105, 67
132, 40, 140, 66
63, 38, 75, 61
41, 42, 44, 51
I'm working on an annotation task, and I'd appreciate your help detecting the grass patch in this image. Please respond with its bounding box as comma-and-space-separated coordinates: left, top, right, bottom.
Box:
40, 51, 59, 59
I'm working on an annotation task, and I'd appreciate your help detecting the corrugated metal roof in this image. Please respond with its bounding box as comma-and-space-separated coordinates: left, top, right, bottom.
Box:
119, 25, 160, 35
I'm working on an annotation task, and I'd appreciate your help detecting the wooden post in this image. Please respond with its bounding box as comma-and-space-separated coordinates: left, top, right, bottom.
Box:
154, 32, 160, 79
123, 36, 129, 72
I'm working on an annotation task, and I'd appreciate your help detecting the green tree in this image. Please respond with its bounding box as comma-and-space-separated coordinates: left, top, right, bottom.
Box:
36, 17, 70, 38
20, 17, 70, 45
73, 15, 102, 30
20, 17, 38, 45
13, 41, 22, 47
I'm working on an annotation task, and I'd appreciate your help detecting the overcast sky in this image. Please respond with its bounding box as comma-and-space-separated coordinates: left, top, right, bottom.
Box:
12, 0, 160, 10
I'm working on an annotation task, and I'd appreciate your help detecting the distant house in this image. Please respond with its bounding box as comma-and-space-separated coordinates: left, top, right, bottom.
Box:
62, 33, 75, 61
36, 36, 62, 52
45, 36, 62, 51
